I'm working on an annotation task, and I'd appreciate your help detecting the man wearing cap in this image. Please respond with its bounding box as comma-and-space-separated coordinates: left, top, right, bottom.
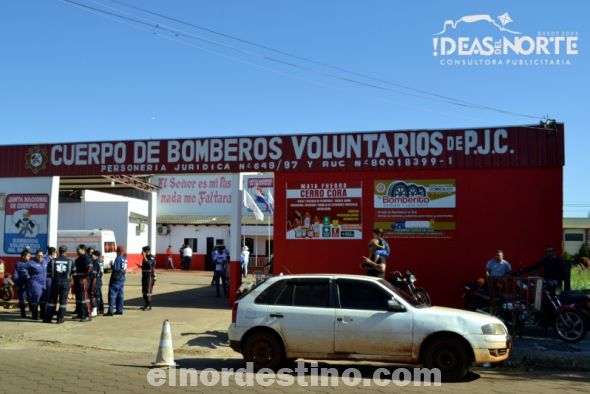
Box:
140, 245, 156, 310
106, 245, 127, 316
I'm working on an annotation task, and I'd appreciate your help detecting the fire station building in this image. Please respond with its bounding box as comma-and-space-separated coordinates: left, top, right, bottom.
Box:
0, 124, 564, 306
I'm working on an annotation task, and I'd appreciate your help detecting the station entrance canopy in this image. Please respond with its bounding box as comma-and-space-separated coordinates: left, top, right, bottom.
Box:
0, 125, 564, 178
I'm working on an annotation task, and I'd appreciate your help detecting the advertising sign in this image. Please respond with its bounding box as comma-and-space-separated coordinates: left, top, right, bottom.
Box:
153, 174, 233, 216
374, 180, 456, 239
0, 126, 564, 177
286, 181, 362, 240
3, 194, 49, 254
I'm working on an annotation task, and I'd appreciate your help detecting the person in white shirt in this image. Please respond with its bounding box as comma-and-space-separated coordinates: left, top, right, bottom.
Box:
182, 245, 192, 270
240, 246, 250, 278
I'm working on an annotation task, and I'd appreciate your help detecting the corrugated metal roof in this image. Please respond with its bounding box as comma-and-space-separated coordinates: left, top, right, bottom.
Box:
564, 217, 590, 229
157, 215, 273, 226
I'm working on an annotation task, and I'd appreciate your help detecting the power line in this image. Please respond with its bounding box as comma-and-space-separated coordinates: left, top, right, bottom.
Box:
61, 0, 546, 122
104, 0, 544, 120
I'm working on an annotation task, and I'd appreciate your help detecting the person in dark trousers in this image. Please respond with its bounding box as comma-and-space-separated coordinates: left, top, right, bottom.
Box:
89, 250, 104, 317
39, 247, 56, 320
93, 250, 105, 315
74, 244, 93, 322
23, 249, 46, 320
106, 246, 127, 316
212, 245, 229, 297
139, 246, 156, 310
14, 249, 31, 317
44, 246, 74, 324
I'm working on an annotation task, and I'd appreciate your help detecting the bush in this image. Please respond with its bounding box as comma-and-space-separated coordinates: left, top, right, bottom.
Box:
579, 241, 590, 258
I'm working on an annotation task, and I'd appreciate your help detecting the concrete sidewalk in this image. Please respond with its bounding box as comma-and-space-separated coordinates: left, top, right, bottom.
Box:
506, 328, 590, 371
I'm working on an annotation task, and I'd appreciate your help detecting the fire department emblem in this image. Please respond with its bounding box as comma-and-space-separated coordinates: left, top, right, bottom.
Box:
24, 146, 48, 174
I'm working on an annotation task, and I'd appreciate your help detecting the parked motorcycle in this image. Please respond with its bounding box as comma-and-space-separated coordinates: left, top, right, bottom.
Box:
554, 292, 590, 343
0, 259, 15, 301
388, 270, 431, 305
463, 276, 589, 341
0, 275, 15, 301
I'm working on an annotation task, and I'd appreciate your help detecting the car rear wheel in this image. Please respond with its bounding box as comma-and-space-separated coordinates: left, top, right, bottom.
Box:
243, 331, 284, 371
423, 338, 469, 382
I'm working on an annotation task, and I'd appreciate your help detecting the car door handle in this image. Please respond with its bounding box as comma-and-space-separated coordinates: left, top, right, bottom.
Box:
337, 317, 353, 322
270, 313, 284, 318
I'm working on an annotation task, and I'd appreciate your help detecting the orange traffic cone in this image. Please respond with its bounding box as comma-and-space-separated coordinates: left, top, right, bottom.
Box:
152, 319, 177, 367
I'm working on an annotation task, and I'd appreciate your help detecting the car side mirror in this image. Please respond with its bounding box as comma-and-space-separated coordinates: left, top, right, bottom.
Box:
387, 299, 406, 312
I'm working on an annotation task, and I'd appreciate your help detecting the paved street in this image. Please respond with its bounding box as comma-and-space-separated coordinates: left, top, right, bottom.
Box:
1, 272, 588, 393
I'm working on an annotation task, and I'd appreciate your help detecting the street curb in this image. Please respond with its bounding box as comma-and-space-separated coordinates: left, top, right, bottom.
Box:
506, 346, 590, 371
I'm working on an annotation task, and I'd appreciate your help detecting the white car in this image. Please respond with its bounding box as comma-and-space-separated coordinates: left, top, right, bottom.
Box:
228, 274, 511, 381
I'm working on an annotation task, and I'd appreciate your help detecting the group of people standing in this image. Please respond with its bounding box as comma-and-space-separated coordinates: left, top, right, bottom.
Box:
12, 243, 157, 322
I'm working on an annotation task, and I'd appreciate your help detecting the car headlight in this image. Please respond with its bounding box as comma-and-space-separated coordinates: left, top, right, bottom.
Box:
481, 323, 507, 335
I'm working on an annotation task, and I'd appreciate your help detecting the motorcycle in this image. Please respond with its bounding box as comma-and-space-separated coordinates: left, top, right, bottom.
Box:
0, 275, 15, 301
554, 292, 590, 343
388, 270, 431, 305
463, 276, 589, 341
0, 259, 15, 301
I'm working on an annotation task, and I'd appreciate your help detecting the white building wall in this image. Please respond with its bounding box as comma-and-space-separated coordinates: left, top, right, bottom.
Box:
127, 222, 148, 254
60, 201, 129, 249
156, 225, 230, 255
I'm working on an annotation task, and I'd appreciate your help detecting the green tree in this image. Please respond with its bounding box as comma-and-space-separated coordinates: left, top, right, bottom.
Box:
579, 241, 590, 258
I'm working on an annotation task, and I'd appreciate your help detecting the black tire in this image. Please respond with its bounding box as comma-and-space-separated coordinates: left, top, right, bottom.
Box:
0, 286, 13, 302
414, 288, 431, 305
242, 331, 284, 371
554, 310, 588, 343
423, 338, 470, 382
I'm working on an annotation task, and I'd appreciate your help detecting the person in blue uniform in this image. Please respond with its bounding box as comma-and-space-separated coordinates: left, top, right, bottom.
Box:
44, 245, 74, 324
139, 246, 156, 311
91, 249, 105, 315
74, 244, 93, 322
106, 246, 127, 316
23, 249, 46, 320
212, 245, 229, 297
39, 247, 56, 321
14, 249, 31, 318
89, 250, 100, 317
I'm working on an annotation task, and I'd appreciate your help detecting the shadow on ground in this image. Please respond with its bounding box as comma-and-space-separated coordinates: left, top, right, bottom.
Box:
125, 284, 231, 310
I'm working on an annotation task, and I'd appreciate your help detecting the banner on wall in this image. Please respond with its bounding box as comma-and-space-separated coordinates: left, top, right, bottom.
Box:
3, 194, 49, 254
0, 126, 564, 177
153, 174, 233, 216
242, 175, 274, 217
373, 179, 456, 239
286, 181, 362, 240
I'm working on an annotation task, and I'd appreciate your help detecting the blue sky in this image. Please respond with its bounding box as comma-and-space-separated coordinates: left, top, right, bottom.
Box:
1, 0, 588, 216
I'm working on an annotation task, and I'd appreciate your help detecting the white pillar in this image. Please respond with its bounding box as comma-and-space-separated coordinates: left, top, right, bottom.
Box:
229, 173, 242, 262
47, 176, 60, 248
148, 190, 157, 250
229, 173, 243, 305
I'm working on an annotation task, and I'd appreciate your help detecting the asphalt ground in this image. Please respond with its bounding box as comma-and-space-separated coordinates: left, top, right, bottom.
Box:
1, 271, 589, 393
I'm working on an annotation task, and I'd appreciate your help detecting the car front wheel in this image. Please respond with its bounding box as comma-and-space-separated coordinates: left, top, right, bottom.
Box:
243, 331, 284, 371
423, 338, 470, 382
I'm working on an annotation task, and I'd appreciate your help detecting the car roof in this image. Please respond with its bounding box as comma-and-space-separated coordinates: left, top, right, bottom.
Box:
265, 274, 382, 282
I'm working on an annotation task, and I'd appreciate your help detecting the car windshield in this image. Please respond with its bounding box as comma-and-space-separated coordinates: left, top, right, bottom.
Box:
377, 278, 429, 308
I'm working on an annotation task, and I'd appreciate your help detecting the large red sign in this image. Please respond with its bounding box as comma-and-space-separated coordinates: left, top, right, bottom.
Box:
0, 125, 563, 177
